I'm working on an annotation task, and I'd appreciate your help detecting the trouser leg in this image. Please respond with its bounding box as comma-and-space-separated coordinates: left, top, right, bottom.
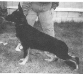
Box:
26, 10, 38, 27
39, 9, 55, 37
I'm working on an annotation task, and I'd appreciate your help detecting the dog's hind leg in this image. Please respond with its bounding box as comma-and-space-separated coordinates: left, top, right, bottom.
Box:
44, 51, 58, 62
60, 53, 79, 70
19, 48, 30, 65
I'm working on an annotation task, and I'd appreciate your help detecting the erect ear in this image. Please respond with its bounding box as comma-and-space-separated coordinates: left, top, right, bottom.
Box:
18, 2, 23, 13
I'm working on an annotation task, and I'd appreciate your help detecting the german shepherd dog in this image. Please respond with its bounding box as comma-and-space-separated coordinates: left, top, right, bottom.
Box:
5, 3, 79, 70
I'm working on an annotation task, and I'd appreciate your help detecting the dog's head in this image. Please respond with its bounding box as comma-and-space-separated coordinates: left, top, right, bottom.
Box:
5, 3, 26, 24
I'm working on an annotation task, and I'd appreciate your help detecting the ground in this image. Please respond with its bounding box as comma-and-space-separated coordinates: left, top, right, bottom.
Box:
0, 19, 82, 73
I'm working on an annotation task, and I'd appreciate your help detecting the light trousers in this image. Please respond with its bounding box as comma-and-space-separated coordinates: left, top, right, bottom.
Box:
26, 9, 55, 37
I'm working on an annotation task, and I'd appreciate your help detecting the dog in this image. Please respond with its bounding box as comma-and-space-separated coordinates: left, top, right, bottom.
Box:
5, 3, 79, 70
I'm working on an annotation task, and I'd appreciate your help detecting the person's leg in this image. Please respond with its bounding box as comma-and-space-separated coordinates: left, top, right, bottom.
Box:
39, 9, 55, 37
26, 9, 38, 27
38, 9, 56, 61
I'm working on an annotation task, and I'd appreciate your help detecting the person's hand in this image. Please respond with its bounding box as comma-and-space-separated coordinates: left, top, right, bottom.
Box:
52, 2, 59, 10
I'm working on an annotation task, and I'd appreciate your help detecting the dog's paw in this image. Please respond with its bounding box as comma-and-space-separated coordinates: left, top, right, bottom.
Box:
19, 58, 27, 65
19, 58, 24, 65
45, 58, 54, 62
19, 61, 26, 65
45, 58, 58, 62
19, 58, 24, 61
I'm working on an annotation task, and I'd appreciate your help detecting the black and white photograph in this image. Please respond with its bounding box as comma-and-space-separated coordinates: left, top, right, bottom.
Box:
0, 1, 82, 74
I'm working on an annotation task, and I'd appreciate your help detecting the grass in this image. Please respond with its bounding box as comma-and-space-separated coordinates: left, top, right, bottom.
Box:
0, 20, 82, 73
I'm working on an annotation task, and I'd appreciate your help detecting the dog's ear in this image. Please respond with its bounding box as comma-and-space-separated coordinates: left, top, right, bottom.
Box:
18, 2, 23, 13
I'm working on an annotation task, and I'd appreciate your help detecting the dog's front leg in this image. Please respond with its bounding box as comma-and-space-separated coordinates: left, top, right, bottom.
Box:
19, 48, 30, 65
